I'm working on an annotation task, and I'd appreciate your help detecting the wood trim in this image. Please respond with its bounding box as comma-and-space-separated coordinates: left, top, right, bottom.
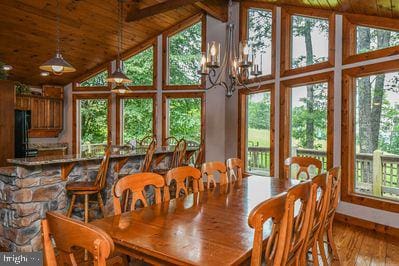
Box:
341, 61, 399, 213
237, 84, 275, 176
343, 13, 399, 65
161, 92, 206, 146
279, 71, 334, 177
334, 213, 399, 239
162, 13, 206, 90
239, 1, 276, 83
117, 38, 158, 91
73, 63, 112, 92
72, 93, 112, 154
280, 6, 335, 77
115, 93, 157, 145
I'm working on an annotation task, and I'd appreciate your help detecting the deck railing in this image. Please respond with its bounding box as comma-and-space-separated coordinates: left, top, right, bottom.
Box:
247, 146, 399, 199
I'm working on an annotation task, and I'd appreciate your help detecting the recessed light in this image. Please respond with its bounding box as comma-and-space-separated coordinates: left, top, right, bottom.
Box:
40, 71, 50, 77
2, 65, 12, 71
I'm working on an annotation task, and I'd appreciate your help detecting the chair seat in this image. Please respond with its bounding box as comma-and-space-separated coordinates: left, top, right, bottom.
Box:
66, 181, 99, 192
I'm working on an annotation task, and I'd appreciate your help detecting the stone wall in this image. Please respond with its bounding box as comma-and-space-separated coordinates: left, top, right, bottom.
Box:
0, 154, 171, 252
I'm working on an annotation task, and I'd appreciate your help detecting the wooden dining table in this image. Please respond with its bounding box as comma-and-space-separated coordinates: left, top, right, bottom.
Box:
91, 175, 300, 265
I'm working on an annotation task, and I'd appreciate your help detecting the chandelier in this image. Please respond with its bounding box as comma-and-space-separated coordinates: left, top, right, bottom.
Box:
40, 0, 76, 75
107, 0, 132, 93
198, 0, 262, 97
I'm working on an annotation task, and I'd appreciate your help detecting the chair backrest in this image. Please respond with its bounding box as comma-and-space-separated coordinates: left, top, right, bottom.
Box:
201, 161, 228, 188
170, 139, 187, 169
113, 172, 164, 215
42, 211, 114, 266
165, 166, 203, 200
140, 139, 156, 172
325, 167, 341, 225
94, 146, 112, 190
226, 158, 243, 183
302, 173, 331, 256
194, 141, 205, 169
138, 135, 156, 147
284, 156, 322, 180
248, 192, 288, 266
282, 180, 315, 265
165, 136, 179, 146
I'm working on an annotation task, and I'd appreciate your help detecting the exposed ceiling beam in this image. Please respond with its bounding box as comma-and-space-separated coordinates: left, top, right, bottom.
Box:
126, 0, 201, 22
194, 0, 228, 22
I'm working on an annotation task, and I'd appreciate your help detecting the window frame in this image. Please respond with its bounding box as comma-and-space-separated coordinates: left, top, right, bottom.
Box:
115, 93, 157, 145
72, 93, 112, 154
73, 63, 112, 92
280, 6, 335, 77
279, 72, 334, 177
239, 1, 276, 83
341, 60, 399, 212
119, 38, 158, 90
162, 92, 206, 146
162, 13, 206, 90
343, 13, 399, 65
238, 84, 275, 176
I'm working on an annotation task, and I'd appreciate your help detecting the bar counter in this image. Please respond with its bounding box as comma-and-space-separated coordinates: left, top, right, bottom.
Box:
0, 146, 196, 252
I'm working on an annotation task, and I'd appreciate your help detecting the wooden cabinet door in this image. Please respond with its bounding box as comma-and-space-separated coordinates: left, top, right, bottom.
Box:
30, 97, 47, 129
45, 98, 63, 129
16, 96, 30, 110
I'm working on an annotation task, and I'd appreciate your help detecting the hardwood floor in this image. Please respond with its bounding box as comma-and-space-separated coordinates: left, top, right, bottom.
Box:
333, 222, 399, 265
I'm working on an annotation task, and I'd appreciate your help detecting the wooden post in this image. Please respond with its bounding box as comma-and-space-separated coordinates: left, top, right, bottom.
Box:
372, 150, 382, 197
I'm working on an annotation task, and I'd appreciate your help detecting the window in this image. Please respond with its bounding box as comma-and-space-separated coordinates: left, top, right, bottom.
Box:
122, 44, 155, 89
342, 64, 399, 210
280, 72, 333, 177
74, 66, 110, 91
343, 14, 399, 64
116, 94, 156, 145
241, 2, 274, 80
281, 7, 334, 76
73, 95, 110, 155
163, 93, 205, 145
239, 85, 274, 176
163, 15, 205, 89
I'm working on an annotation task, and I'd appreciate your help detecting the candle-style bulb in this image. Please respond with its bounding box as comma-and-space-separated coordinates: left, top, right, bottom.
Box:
210, 43, 217, 56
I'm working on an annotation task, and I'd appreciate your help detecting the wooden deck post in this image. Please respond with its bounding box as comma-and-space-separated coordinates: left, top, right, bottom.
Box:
372, 150, 382, 197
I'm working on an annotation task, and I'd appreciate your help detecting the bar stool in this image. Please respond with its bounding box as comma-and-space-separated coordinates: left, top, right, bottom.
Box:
66, 147, 111, 223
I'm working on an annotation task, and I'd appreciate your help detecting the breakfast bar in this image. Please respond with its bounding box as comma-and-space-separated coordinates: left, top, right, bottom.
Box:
0, 147, 196, 252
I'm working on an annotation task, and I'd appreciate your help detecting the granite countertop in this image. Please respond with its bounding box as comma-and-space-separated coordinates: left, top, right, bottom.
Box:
7, 146, 197, 167
0, 166, 16, 177
29, 143, 68, 151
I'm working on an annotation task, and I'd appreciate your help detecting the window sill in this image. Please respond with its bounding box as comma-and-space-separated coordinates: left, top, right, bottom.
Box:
342, 192, 399, 213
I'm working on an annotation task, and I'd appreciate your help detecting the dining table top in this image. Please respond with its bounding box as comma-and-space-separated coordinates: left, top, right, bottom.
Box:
91, 175, 300, 266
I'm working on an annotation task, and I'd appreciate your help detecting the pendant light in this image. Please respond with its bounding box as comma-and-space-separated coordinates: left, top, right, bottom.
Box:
107, 0, 132, 92
40, 0, 75, 75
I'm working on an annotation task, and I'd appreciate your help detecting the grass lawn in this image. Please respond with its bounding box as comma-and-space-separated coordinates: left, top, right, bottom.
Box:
248, 128, 270, 147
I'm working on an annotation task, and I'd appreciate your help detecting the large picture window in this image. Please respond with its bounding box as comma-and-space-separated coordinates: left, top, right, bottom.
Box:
280, 72, 333, 177
238, 85, 274, 176
73, 94, 111, 155
116, 94, 156, 145
163, 15, 205, 89
162, 93, 205, 146
342, 63, 399, 211
240, 2, 275, 80
73, 66, 111, 91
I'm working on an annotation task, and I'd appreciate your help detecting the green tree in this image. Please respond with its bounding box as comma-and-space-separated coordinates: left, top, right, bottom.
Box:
123, 47, 153, 86
80, 99, 108, 144
80, 70, 107, 87
122, 98, 153, 144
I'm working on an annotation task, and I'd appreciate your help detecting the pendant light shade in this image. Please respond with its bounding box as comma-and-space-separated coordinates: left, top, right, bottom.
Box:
111, 83, 129, 94
106, 68, 131, 84
40, 52, 76, 75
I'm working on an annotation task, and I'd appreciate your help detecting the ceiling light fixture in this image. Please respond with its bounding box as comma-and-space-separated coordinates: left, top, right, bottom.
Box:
40, 71, 50, 77
39, 0, 75, 75
2, 65, 13, 71
198, 0, 262, 97
107, 0, 132, 93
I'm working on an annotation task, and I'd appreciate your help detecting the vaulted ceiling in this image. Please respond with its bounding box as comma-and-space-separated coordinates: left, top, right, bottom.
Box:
1, 0, 399, 86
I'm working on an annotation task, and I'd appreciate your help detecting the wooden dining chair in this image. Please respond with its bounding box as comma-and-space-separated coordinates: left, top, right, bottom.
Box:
154, 138, 187, 176
138, 135, 156, 148
248, 192, 289, 266
226, 158, 243, 183
42, 211, 119, 266
284, 156, 322, 180
318, 167, 341, 264
193, 141, 205, 169
301, 173, 332, 266
164, 166, 203, 200
282, 180, 315, 266
66, 147, 111, 223
201, 161, 228, 188
113, 172, 165, 215
140, 139, 156, 172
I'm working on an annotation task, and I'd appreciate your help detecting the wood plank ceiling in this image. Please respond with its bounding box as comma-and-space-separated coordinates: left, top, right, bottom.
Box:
1, 0, 399, 86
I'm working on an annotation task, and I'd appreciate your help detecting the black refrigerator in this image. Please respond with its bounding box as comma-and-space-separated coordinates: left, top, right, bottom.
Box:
14, 110, 38, 158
